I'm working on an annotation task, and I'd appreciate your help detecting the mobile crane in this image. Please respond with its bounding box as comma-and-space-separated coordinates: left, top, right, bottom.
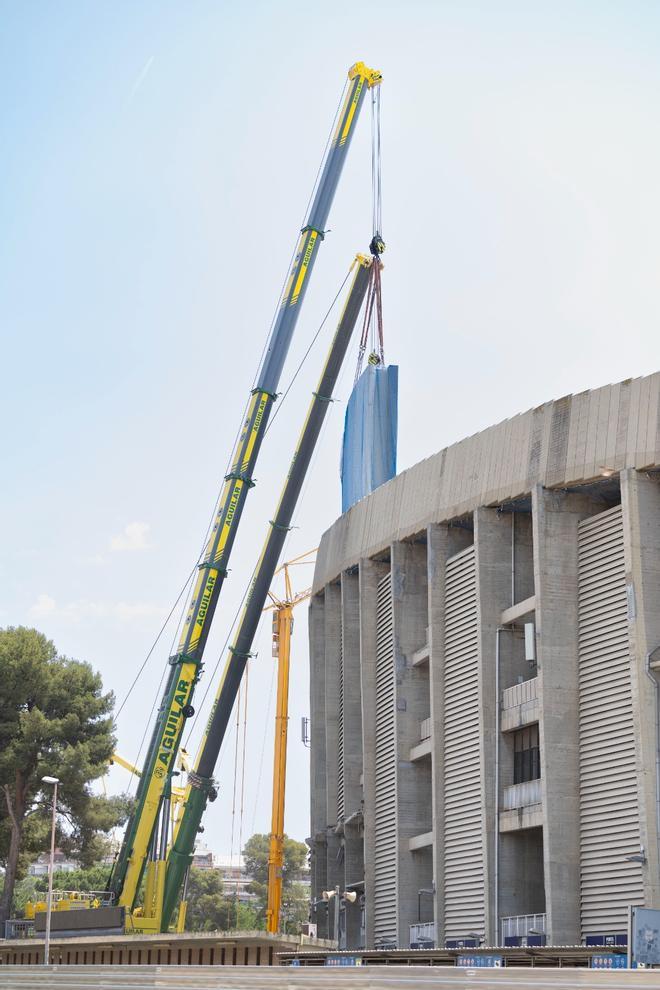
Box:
104, 61, 382, 933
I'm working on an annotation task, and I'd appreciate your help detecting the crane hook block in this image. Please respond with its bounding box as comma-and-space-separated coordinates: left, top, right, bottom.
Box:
370, 234, 385, 256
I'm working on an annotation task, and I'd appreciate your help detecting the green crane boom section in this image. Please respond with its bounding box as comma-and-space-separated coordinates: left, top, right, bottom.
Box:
160, 253, 374, 930
108, 60, 381, 914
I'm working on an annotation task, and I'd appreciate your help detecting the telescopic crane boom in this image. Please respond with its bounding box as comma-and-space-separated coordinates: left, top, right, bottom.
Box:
160, 252, 375, 931
108, 60, 381, 929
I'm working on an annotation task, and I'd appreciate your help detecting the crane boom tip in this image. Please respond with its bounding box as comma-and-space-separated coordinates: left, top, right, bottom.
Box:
349, 62, 382, 87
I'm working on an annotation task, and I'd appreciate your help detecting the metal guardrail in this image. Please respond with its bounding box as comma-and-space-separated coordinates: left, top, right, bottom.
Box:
4, 919, 35, 940
502, 778, 541, 810
500, 912, 546, 939
501, 677, 538, 711
410, 922, 435, 946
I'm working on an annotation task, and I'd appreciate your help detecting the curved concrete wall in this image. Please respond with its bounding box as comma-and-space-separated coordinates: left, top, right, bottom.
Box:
313, 373, 660, 592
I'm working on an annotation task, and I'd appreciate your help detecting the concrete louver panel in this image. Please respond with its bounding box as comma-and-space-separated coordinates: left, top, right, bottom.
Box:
313, 373, 660, 593
577, 505, 644, 935
442, 544, 484, 939
374, 571, 396, 943
337, 626, 345, 823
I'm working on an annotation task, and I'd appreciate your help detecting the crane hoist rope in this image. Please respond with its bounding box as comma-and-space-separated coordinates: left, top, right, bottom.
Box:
371, 82, 383, 253
236, 665, 250, 883
107, 60, 381, 928
112, 84, 358, 736
228, 680, 243, 881
181, 238, 359, 754
355, 83, 385, 384
111, 79, 353, 737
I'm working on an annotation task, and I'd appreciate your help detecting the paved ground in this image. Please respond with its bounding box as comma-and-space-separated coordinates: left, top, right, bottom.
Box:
0, 966, 659, 989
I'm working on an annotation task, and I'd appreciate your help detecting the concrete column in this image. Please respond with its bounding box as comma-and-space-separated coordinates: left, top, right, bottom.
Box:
308, 593, 328, 935
344, 818, 365, 948
323, 581, 343, 940
621, 468, 660, 907
358, 556, 388, 949
341, 569, 363, 820
427, 523, 449, 946
512, 511, 535, 605
324, 581, 342, 831
427, 523, 473, 946
474, 507, 515, 944
341, 568, 364, 949
391, 539, 431, 947
532, 485, 599, 945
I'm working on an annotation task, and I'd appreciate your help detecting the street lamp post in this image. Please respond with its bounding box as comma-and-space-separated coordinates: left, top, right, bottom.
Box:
41, 776, 59, 966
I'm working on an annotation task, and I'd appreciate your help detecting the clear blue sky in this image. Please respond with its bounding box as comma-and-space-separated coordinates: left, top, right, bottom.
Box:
3, 1, 660, 859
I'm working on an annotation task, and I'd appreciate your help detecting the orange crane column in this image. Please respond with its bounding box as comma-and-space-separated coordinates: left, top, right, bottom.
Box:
266, 604, 293, 933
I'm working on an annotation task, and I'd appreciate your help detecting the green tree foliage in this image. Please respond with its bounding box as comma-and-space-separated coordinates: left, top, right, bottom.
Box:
33, 864, 113, 896
242, 833, 309, 929
11, 875, 39, 916
184, 866, 264, 932
0, 627, 127, 925
281, 881, 310, 934
185, 867, 231, 932
242, 833, 308, 887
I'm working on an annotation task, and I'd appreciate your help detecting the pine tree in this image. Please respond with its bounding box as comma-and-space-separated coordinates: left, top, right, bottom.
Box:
0, 627, 127, 925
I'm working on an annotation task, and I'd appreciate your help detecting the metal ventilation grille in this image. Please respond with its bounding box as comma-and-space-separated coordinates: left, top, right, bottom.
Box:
443, 545, 484, 938
374, 570, 396, 942
578, 505, 643, 935
337, 623, 345, 821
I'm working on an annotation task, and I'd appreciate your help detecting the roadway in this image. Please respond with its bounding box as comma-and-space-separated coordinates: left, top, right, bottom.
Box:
0, 965, 659, 989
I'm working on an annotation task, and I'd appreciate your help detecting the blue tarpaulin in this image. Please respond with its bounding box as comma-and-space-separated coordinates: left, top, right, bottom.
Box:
340, 364, 398, 513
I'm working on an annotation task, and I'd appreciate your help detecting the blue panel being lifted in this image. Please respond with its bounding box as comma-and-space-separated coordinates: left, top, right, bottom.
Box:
341, 364, 398, 513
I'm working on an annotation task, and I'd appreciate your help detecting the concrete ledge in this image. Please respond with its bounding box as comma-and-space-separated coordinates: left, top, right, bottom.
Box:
501, 698, 540, 732
499, 804, 543, 832
409, 738, 432, 761
501, 595, 536, 626
408, 831, 433, 851
411, 643, 430, 666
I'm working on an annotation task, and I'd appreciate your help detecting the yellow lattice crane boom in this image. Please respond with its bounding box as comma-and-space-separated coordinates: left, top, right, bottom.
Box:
264, 550, 316, 933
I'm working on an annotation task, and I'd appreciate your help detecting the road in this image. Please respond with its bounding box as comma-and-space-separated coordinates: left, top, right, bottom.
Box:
0, 965, 658, 990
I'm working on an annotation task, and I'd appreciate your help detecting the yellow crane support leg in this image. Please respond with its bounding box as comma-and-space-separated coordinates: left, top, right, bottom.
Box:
266, 605, 293, 933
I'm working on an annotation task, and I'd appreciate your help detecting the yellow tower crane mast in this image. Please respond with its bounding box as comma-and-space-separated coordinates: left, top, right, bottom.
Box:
264, 549, 316, 934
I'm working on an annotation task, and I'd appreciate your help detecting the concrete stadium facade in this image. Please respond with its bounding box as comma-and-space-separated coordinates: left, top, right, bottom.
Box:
308, 371, 660, 951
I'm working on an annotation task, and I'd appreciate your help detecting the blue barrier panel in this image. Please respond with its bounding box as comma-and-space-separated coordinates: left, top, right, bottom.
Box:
325, 955, 363, 966
341, 364, 398, 513
590, 954, 627, 969
457, 954, 503, 968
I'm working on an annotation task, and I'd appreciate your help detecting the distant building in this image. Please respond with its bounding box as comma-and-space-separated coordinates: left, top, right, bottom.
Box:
309, 372, 660, 951
29, 850, 78, 876
191, 844, 215, 871
214, 856, 255, 904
